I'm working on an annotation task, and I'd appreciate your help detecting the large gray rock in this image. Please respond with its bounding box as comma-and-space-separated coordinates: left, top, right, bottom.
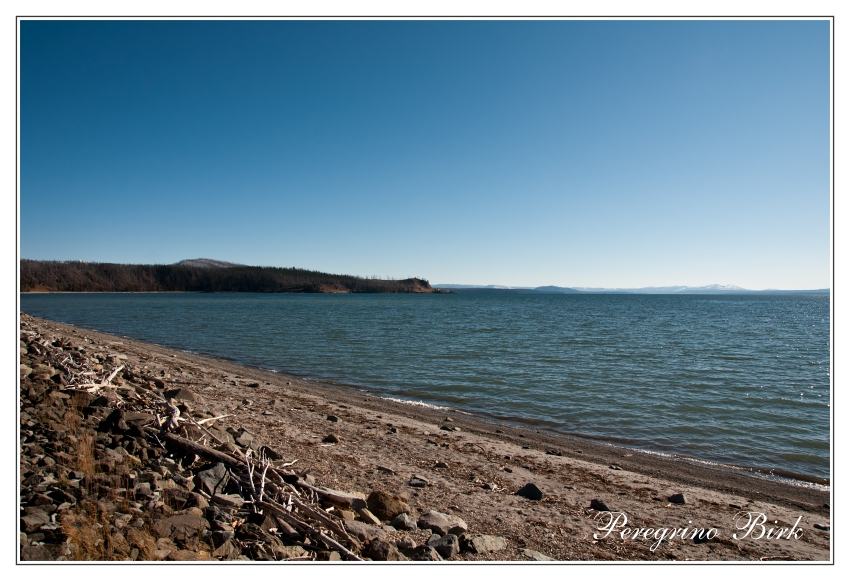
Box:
417, 511, 467, 536
344, 520, 387, 542
193, 463, 229, 495
461, 534, 507, 554
427, 534, 460, 559
390, 512, 418, 531
667, 493, 687, 504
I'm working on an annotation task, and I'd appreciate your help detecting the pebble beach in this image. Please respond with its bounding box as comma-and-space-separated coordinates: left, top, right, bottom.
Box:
18, 313, 831, 562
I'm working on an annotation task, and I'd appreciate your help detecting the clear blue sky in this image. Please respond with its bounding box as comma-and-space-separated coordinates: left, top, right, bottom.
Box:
19, 19, 830, 289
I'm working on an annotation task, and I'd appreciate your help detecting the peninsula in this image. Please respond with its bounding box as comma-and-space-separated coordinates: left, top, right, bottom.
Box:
20, 260, 445, 294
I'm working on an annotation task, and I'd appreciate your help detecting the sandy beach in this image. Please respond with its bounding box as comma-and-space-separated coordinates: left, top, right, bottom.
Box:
19, 313, 831, 561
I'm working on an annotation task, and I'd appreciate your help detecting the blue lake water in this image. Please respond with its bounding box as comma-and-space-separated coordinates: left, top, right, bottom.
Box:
20, 292, 831, 481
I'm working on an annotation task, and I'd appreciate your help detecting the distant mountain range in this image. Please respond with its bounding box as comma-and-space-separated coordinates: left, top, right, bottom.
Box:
434, 283, 828, 295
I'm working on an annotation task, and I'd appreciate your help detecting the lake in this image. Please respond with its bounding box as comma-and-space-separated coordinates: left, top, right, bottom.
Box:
20, 292, 831, 482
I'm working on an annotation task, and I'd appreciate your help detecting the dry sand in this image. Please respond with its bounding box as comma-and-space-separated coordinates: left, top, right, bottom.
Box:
20, 314, 832, 561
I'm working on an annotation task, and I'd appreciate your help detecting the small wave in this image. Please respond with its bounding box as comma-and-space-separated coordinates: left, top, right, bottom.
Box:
379, 396, 451, 410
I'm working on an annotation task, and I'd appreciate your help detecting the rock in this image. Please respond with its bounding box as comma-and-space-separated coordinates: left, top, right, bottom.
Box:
276, 545, 308, 559
161, 488, 209, 510
814, 523, 830, 531
259, 445, 283, 460
211, 530, 234, 547
233, 430, 253, 448
327, 415, 340, 422
389, 513, 418, 531
396, 536, 417, 550
590, 499, 611, 511
20, 544, 56, 561
211, 540, 241, 560
367, 491, 410, 521
434, 462, 449, 469
516, 483, 543, 501
407, 476, 429, 488
523, 548, 556, 561
668, 493, 687, 504
417, 511, 467, 536
343, 520, 387, 542
153, 513, 208, 544
364, 539, 408, 561
376, 465, 395, 474
461, 533, 507, 554
134, 482, 154, 499
609, 465, 622, 470
211, 494, 244, 508
246, 382, 260, 388
427, 534, 460, 558
193, 463, 229, 496
163, 387, 199, 402
357, 508, 382, 526
20, 511, 50, 533
402, 545, 443, 561
337, 509, 356, 521
322, 434, 341, 443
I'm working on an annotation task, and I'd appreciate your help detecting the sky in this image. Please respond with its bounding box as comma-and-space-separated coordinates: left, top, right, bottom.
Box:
19, 19, 830, 289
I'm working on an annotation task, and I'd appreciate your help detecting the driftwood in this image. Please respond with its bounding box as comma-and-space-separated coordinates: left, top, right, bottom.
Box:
293, 482, 367, 510
258, 501, 363, 561
148, 429, 242, 469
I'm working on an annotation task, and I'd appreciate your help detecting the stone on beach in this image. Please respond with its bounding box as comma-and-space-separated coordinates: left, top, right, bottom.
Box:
590, 499, 611, 511
516, 483, 543, 501
427, 533, 460, 558
367, 490, 410, 521
460, 533, 507, 554
668, 493, 687, 504
417, 511, 468, 536
389, 512, 418, 531
407, 476, 429, 488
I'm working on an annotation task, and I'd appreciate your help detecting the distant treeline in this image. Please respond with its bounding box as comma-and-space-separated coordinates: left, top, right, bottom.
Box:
20, 260, 442, 294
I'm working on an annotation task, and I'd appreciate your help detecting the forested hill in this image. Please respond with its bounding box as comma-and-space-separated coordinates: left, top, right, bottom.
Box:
20, 260, 444, 294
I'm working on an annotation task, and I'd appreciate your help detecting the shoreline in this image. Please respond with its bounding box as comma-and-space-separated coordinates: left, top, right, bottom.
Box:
19, 313, 832, 561
39, 314, 829, 490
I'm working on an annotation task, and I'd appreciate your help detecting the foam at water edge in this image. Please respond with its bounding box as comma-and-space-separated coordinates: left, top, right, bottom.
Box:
380, 396, 451, 410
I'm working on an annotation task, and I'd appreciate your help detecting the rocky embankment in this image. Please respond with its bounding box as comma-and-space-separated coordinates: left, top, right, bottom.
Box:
18, 315, 511, 561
